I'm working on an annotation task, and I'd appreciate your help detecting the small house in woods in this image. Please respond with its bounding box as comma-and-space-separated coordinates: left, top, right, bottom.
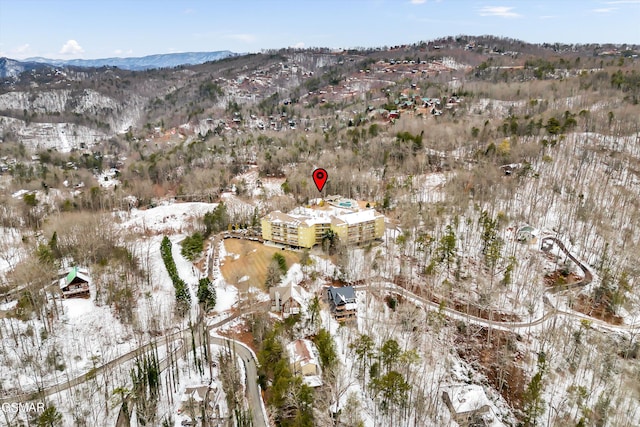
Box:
500, 163, 522, 176
269, 283, 306, 318
516, 225, 537, 243
286, 339, 322, 387
178, 384, 219, 419
181, 385, 208, 405
60, 267, 90, 298
442, 385, 492, 426
326, 286, 357, 322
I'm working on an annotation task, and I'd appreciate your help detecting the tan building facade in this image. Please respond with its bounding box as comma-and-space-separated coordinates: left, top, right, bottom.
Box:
261, 199, 384, 248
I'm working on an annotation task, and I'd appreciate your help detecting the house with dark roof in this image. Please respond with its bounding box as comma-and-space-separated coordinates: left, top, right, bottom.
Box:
326, 286, 357, 322
59, 267, 90, 298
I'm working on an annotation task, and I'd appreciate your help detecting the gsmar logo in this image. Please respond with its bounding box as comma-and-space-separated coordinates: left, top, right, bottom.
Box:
1, 402, 46, 413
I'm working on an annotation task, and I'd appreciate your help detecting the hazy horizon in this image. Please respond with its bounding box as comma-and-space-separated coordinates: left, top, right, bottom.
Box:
1, 0, 639, 61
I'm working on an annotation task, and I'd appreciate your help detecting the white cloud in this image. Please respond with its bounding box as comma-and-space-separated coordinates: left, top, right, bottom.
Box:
113, 49, 133, 56
225, 33, 257, 43
479, 6, 521, 18
15, 44, 31, 53
2, 43, 35, 59
410, 0, 427, 4
59, 39, 84, 55
292, 42, 305, 49
592, 7, 617, 12
605, 0, 640, 4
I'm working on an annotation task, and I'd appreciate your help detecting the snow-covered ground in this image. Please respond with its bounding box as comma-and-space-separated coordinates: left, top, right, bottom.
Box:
233, 166, 285, 198
116, 201, 218, 234
131, 235, 181, 333
0, 116, 109, 152
210, 239, 239, 313
413, 172, 447, 203
219, 192, 255, 218
0, 227, 23, 280
0, 286, 137, 396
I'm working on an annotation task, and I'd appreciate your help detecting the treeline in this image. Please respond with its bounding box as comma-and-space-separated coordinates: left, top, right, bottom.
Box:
257, 322, 315, 426
350, 334, 417, 425
160, 236, 191, 315
254, 306, 337, 427
127, 345, 162, 426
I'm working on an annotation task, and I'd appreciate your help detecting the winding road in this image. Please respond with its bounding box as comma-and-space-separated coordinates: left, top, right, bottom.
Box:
361, 235, 639, 333
541, 236, 593, 293
1, 302, 270, 427
209, 336, 266, 427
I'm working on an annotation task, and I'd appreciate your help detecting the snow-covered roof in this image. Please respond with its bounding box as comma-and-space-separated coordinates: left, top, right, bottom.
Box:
339, 209, 380, 225
265, 198, 382, 228
269, 282, 306, 306
445, 384, 491, 413
287, 339, 320, 368
181, 385, 209, 403
60, 267, 90, 289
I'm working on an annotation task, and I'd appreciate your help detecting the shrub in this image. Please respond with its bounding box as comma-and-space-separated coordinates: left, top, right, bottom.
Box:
160, 236, 191, 314
181, 232, 203, 261
197, 277, 216, 310
272, 252, 288, 274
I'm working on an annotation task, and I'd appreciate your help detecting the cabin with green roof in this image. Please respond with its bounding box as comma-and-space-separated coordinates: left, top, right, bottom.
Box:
60, 267, 90, 298
517, 225, 537, 243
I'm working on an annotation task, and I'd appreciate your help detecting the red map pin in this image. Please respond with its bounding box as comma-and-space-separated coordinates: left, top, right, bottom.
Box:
312, 168, 328, 192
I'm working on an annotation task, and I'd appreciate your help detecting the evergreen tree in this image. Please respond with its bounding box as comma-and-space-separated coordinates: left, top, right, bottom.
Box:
180, 232, 204, 261
380, 339, 401, 373
203, 202, 230, 237
37, 405, 63, 427
197, 277, 216, 310
313, 328, 338, 369
437, 224, 456, 271
350, 334, 375, 380
272, 252, 288, 274
523, 352, 547, 426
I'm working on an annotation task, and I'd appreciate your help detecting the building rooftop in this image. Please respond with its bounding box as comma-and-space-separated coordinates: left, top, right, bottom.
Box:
269, 283, 307, 307
60, 267, 90, 289
265, 197, 382, 228
444, 384, 492, 413
287, 339, 317, 366
327, 286, 356, 304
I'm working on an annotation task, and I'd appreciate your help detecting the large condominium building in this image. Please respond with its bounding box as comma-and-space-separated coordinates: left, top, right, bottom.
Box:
261, 198, 385, 248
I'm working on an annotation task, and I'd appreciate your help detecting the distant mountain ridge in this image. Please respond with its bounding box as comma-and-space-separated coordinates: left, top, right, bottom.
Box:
0, 57, 54, 78
2, 51, 239, 75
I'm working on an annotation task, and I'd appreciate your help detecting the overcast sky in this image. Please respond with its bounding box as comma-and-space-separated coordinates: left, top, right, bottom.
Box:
1, 0, 639, 60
